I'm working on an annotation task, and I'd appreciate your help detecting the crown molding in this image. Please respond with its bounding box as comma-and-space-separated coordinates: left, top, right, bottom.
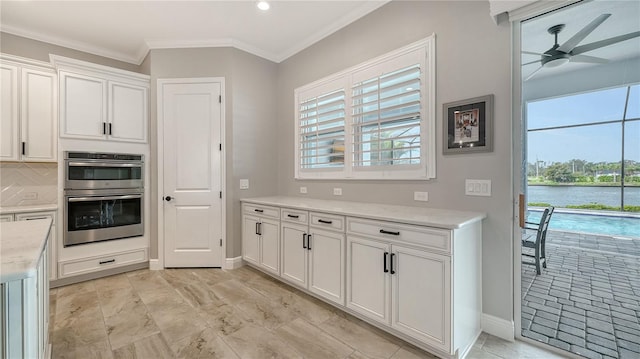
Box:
1, 0, 391, 65
1, 24, 140, 65
274, 0, 390, 63
144, 38, 280, 63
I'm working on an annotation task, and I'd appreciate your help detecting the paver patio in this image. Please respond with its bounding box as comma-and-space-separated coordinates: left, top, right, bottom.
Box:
521, 230, 640, 359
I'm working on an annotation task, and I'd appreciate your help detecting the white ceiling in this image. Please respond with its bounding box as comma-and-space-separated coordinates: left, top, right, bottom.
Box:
521, 0, 640, 80
0, 0, 389, 64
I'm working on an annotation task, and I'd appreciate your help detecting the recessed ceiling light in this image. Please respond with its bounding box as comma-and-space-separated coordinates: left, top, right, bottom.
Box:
257, 1, 270, 11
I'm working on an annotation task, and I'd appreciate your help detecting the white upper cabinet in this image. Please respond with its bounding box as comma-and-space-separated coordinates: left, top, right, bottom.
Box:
59, 71, 107, 140
53, 55, 149, 143
109, 82, 148, 142
1, 56, 57, 162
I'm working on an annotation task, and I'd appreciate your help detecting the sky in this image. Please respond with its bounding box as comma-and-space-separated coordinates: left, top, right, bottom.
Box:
527, 84, 640, 164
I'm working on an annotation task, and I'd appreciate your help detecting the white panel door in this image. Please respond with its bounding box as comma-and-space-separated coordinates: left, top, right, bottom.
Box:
346, 235, 390, 324
162, 80, 223, 267
280, 223, 308, 288
109, 81, 148, 143
309, 229, 345, 305
391, 245, 451, 353
60, 71, 107, 139
21, 68, 57, 162
1, 64, 19, 161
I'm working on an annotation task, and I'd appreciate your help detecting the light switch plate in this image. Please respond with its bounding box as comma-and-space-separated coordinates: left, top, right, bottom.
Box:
333, 188, 342, 196
239, 179, 249, 190
300, 186, 307, 194
465, 179, 491, 196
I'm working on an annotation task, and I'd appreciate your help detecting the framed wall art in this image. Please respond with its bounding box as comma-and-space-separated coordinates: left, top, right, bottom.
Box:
443, 94, 493, 154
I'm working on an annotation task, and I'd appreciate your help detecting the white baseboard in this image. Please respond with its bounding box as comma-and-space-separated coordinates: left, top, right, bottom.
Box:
225, 256, 243, 270
149, 259, 163, 270
482, 313, 514, 342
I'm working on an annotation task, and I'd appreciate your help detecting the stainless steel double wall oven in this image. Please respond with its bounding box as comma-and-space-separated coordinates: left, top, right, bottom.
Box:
63, 152, 144, 246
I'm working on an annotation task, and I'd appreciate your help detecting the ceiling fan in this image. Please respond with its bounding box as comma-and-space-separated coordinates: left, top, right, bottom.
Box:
523, 13, 640, 81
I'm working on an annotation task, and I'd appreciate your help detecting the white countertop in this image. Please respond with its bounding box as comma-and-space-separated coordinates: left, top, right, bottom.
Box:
0, 204, 58, 215
1, 218, 52, 283
240, 196, 486, 229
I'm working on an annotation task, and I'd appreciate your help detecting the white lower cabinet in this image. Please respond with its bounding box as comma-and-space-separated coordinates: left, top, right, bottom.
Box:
347, 236, 451, 351
242, 204, 280, 275
241, 198, 483, 359
58, 248, 147, 278
280, 209, 345, 305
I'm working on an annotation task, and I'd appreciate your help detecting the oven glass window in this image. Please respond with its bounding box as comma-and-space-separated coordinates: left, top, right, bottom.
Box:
67, 196, 142, 231
68, 166, 142, 181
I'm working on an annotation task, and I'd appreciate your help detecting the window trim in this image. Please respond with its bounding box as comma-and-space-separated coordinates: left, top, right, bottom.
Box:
294, 35, 436, 180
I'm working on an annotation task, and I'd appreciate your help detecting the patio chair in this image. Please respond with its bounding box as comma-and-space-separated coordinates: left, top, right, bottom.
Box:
522, 206, 555, 275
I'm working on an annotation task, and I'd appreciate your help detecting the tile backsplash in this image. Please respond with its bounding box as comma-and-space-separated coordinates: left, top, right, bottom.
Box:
0, 163, 58, 207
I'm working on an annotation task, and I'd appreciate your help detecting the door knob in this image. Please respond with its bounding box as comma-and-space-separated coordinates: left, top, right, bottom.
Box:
164, 196, 172, 201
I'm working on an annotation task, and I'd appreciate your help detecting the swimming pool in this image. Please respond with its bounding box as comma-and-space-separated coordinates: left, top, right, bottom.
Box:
527, 209, 640, 238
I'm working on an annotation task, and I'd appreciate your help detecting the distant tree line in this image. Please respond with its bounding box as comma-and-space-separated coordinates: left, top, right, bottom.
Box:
528, 159, 640, 184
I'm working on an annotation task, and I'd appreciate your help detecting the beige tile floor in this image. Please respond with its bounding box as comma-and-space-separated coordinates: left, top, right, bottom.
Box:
50, 266, 567, 359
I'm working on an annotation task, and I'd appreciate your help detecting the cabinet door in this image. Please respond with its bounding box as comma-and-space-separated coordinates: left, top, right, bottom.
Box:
309, 229, 345, 305
391, 245, 451, 353
1, 63, 19, 161
242, 215, 260, 265
108, 81, 148, 143
21, 68, 57, 162
259, 218, 280, 275
281, 222, 307, 288
346, 235, 390, 324
59, 71, 107, 140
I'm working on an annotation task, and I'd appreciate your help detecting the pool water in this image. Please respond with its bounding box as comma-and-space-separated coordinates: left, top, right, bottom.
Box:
527, 210, 640, 238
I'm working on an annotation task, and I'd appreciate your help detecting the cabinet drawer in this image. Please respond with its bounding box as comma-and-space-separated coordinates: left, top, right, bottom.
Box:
243, 204, 280, 219
281, 208, 308, 224
310, 212, 344, 232
347, 218, 451, 254
58, 248, 147, 278
15, 211, 56, 224
0, 214, 14, 222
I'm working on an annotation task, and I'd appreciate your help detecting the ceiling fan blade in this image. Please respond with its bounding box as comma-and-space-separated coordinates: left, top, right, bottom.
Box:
570, 54, 609, 64
524, 66, 544, 81
522, 51, 551, 57
557, 13, 611, 53
522, 59, 541, 66
571, 31, 640, 55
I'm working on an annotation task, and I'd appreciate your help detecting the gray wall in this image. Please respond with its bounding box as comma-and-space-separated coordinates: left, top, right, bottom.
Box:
147, 47, 279, 259
1, 32, 140, 72
276, 1, 513, 322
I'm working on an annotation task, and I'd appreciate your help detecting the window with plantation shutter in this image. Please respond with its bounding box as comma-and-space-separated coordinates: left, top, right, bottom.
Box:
352, 64, 422, 168
294, 36, 435, 180
299, 88, 345, 169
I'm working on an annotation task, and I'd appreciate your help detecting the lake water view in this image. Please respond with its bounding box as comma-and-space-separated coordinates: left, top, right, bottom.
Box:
527, 185, 640, 238
528, 185, 640, 208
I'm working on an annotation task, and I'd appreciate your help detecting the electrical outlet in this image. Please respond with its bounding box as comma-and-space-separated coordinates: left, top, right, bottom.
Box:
23, 192, 38, 200
333, 188, 342, 196
300, 186, 307, 194
414, 191, 429, 201
465, 179, 491, 196
239, 179, 249, 190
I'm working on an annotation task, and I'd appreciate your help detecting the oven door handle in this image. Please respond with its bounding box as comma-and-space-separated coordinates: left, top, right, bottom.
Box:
68, 194, 142, 202
67, 161, 141, 168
